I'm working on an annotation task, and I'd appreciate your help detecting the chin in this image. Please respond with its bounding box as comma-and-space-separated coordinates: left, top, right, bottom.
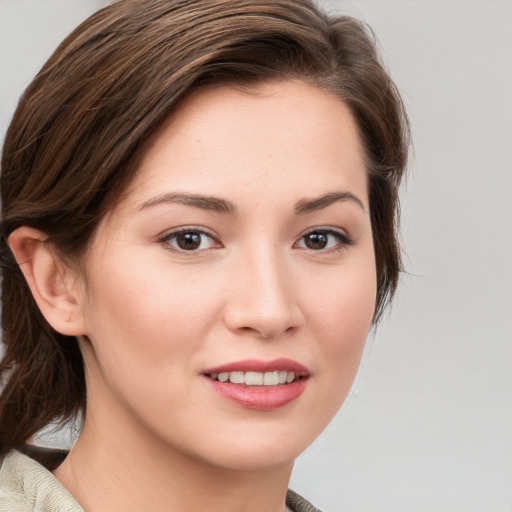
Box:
167, 412, 333, 472
193, 438, 303, 472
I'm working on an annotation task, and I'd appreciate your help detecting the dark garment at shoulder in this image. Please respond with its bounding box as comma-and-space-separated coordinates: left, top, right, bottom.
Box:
16, 444, 68, 471
286, 488, 323, 512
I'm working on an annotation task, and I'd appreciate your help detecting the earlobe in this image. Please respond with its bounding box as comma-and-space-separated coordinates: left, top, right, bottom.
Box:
7, 226, 87, 336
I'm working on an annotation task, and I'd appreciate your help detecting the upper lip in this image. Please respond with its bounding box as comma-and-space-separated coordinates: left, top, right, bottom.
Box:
203, 358, 309, 376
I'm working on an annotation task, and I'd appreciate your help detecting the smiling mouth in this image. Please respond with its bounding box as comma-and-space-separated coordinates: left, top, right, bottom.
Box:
203, 360, 309, 409
207, 370, 304, 386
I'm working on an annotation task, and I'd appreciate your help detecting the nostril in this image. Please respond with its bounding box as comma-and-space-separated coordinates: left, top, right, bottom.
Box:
222, 289, 305, 338
237, 326, 271, 338
236, 325, 297, 340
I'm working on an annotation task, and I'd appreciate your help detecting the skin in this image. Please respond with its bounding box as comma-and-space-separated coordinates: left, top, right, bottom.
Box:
10, 81, 376, 512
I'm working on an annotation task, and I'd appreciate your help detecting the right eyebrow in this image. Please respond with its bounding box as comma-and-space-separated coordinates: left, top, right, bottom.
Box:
138, 192, 236, 214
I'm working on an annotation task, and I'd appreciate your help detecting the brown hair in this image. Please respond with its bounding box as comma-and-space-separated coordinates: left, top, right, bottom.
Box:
0, 0, 409, 454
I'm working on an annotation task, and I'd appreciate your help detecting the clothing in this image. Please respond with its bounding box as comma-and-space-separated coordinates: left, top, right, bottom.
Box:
0, 450, 82, 512
0, 449, 322, 512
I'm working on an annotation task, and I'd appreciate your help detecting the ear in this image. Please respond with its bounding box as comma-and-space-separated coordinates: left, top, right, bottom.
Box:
7, 226, 87, 336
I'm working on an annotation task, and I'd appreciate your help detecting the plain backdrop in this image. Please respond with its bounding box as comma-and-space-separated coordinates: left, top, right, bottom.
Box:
1, 1, 511, 511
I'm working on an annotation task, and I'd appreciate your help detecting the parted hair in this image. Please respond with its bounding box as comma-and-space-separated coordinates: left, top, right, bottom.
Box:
0, 0, 409, 454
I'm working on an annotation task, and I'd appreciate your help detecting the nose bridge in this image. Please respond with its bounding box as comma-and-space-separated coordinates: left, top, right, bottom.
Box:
224, 240, 303, 337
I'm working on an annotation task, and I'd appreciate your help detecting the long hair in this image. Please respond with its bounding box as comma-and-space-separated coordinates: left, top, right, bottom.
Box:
0, 0, 409, 454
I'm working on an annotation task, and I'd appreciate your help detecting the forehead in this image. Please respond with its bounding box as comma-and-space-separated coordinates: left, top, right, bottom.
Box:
116, 80, 368, 213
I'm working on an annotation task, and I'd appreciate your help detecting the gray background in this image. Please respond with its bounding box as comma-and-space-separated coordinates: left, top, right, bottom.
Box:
1, 1, 511, 510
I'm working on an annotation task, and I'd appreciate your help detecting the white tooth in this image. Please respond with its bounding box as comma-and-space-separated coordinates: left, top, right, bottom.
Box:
278, 371, 288, 384
286, 371, 295, 383
210, 373, 218, 380
218, 372, 229, 382
263, 371, 279, 386
229, 371, 244, 384
245, 371, 263, 386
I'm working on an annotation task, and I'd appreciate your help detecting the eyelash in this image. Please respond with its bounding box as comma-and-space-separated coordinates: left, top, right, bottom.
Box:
157, 227, 355, 254
294, 228, 355, 253
158, 227, 221, 254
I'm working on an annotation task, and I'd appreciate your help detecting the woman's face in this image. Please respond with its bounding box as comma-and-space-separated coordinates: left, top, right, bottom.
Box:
77, 81, 376, 470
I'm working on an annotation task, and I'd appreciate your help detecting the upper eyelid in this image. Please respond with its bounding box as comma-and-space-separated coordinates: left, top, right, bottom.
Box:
295, 227, 355, 248
299, 226, 352, 239
158, 225, 219, 240
301, 226, 344, 234
157, 226, 222, 250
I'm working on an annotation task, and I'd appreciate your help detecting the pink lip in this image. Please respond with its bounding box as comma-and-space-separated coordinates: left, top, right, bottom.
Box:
203, 358, 309, 375
202, 358, 309, 411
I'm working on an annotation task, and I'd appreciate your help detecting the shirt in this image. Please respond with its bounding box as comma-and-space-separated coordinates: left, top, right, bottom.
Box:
0, 449, 322, 512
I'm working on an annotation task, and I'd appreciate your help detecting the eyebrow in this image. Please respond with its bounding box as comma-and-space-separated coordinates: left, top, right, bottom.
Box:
294, 190, 366, 214
139, 189, 365, 215
139, 192, 236, 214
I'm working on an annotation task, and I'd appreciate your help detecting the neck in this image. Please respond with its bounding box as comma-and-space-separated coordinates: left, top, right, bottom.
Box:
53, 400, 294, 512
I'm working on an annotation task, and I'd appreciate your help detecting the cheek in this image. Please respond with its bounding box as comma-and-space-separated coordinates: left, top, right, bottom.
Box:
303, 256, 376, 398
82, 251, 223, 374
306, 255, 377, 345
79, 255, 227, 432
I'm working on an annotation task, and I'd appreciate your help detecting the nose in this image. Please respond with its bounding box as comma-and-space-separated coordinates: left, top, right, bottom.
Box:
223, 249, 305, 339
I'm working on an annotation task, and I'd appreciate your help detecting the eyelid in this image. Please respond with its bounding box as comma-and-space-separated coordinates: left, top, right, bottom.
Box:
157, 226, 223, 253
295, 226, 355, 251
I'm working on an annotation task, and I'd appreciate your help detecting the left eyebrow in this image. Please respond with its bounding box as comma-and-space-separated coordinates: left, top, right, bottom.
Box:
294, 190, 366, 214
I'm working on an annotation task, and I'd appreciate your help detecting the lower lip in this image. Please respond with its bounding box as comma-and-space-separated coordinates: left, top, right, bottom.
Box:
205, 377, 307, 410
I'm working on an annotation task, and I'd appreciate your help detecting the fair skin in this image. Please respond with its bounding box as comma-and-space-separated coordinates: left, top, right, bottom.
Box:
9, 81, 376, 512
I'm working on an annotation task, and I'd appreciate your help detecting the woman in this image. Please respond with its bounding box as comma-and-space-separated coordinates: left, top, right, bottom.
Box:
0, 0, 408, 510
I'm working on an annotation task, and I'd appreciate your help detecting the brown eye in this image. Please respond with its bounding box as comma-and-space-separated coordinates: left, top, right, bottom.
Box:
304, 232, 329, 250
162, 229, 218, 252
296, 229, 354, 252
176, 232, 202, 250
